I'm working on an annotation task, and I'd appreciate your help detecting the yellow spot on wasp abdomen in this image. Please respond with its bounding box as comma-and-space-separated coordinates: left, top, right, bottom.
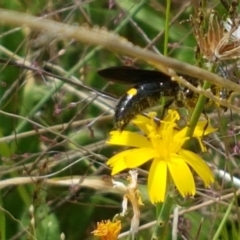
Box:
127, 88, 137, 96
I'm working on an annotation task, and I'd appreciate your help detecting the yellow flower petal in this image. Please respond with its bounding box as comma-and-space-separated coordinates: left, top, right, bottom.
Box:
168, 155, 196, 197
179, 149, 214, 186
148, 158, 167, 203
132, 114, 154, 134
107, 148, 156, 174
107, 150, 133, 175
173, 127, 188, 140
107, 131, 151, 148
195, 136, 207, 152
176, 121, 216, 140
193, 121, 217, 136
124, 148, 157, 168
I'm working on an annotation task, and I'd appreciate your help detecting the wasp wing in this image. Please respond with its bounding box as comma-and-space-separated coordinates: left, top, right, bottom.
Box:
98, 66, 173, 85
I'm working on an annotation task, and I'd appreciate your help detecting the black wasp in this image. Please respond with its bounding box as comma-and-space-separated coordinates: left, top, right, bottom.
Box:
98, 66, 196, 131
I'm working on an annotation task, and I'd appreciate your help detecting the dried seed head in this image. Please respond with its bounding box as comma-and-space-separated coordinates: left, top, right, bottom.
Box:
192, 11, 240, 61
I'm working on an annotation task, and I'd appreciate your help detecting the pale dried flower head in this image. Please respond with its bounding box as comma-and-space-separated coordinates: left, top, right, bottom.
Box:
193, 11, 240, 61
112, 170, 143, 237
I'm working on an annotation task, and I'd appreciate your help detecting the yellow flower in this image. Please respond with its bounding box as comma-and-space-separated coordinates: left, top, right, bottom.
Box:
92, 220, 121, 240
107, 110, 215, 203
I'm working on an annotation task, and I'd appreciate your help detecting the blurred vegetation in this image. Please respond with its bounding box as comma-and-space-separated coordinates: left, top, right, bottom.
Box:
1, 0, 240, 240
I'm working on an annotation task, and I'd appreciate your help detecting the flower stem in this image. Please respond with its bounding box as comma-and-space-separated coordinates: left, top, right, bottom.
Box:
163, 0, 171, 55
151, 194, 174, 240
186, 80, 212, 137
212, 197, 234, 240
185, 58, 217, 138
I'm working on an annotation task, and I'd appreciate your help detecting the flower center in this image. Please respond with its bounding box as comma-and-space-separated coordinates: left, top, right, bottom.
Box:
147, 118, 187, 160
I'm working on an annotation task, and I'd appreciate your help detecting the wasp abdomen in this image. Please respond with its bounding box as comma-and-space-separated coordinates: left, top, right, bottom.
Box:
115, 81, 178, 131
